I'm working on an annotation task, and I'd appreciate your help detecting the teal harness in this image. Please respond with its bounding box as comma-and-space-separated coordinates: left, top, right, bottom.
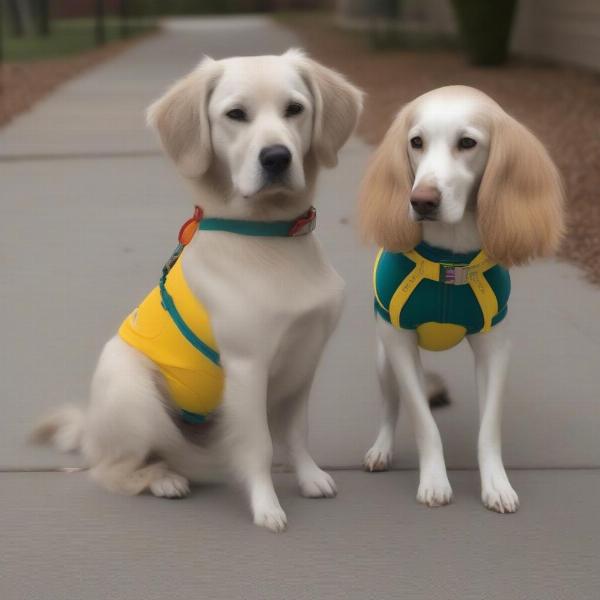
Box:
374, 242, 510, 351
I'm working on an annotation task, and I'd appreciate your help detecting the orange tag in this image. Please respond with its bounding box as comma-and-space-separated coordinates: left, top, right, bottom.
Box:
288, 206, 316, 236
178, 206, 204, 245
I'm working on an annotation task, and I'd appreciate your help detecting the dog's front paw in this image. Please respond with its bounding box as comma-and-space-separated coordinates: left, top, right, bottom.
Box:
363, 445, 392, 472
253, 501, 288, 533
150, 472, 190, 499
482, 474, 519, 514
417, 470, 453, 507
298, 467, 337, 498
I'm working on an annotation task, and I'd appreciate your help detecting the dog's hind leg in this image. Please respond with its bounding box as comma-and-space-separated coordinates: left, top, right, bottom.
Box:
364, 337, 400, 472
84, 336, 191, 499
90, 458, 190, 498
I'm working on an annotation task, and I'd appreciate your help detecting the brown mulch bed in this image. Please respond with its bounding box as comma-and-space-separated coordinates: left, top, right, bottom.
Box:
0, 32, 156, 129
281, 15, 600, 283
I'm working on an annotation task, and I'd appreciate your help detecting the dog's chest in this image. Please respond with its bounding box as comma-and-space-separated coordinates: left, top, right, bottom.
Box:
182, 234, 344, 361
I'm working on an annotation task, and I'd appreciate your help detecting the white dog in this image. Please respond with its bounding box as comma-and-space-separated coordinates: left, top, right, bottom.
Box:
34, 50, 363, 532
359, 86, 565, 513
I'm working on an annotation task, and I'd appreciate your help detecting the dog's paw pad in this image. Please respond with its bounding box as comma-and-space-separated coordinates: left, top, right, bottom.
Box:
150, 473, 190, 499
363, 446, 392, 472
299, 468, 337, 498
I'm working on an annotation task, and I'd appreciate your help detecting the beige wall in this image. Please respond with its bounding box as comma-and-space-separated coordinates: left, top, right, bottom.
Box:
337, 0, 600, 71
512, 0, 600, 71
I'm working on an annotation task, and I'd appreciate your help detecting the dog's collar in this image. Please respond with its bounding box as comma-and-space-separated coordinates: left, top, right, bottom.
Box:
162, 205, 317, 286
177, 205, 316, 244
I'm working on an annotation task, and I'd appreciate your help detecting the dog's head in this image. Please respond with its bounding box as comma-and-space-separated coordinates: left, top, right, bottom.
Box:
358, 86, 565, 266
148, 50, 362, 215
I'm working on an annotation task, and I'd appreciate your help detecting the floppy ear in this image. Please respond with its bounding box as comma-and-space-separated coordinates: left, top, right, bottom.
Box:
478, 112, 566, 266
291, 50, 363, 168
358, 104, 421, 251
147, 57, 222, 179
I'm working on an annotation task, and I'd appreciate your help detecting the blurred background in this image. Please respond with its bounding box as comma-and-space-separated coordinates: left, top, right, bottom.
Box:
2, 0, 599, 277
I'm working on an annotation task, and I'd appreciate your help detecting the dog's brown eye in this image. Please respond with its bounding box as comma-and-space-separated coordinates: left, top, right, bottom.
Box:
285, 102, 304, 117
226, 108, 247, 122
458, 137, 477, 150
410, 136, 423, 149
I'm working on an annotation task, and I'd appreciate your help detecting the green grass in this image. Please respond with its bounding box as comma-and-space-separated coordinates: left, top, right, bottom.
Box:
3, 18, 156, 62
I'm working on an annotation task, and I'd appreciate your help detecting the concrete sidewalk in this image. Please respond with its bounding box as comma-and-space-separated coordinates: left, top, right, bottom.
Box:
3, 470, 599, 600
1, 16, 599, 600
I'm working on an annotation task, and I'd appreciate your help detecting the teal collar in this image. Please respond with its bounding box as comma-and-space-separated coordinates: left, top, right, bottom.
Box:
198, 206, 316, 238
164, 205, 316, 290
415, 241, 480, 265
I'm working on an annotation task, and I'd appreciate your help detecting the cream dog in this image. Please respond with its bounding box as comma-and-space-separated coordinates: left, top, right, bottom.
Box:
34, 50, 362, 532
360, 86, 564, 513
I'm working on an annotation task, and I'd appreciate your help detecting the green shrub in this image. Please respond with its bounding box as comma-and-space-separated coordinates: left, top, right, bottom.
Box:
451, 0, 517, 66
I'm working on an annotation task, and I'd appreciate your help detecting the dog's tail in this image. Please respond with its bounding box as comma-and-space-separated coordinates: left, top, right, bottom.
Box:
30, 404, 85, 453
425, 372, 451, 408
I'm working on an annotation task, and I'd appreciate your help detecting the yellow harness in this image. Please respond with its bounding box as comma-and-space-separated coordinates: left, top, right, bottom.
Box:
118, 205, 318, 423
119, 257, 223, 417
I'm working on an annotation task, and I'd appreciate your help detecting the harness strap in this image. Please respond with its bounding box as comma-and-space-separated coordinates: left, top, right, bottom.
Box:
373, 249, 387, 313
159, 276, 221, 366
386, 249, 497, 333
388, 250, 440, 328
465, 252, 497, 333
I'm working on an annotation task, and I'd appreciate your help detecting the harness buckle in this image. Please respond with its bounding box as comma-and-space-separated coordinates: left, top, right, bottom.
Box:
442, 265, 469, 285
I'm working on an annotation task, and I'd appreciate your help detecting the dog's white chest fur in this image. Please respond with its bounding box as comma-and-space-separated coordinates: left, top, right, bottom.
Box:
182, 231, 344, 402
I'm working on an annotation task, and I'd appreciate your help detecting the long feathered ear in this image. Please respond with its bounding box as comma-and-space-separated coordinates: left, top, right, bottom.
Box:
358, 103, 421, 250
146, 57, 223, 179
477, 111, 566, 266
289, 50, 364, 168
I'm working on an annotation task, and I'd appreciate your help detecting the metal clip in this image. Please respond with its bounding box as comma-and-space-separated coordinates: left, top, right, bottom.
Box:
161, 243, 184, 281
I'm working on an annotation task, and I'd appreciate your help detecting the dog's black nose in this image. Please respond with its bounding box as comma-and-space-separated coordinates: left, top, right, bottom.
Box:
410, 185, 441, 217
259, 145, 291, 177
